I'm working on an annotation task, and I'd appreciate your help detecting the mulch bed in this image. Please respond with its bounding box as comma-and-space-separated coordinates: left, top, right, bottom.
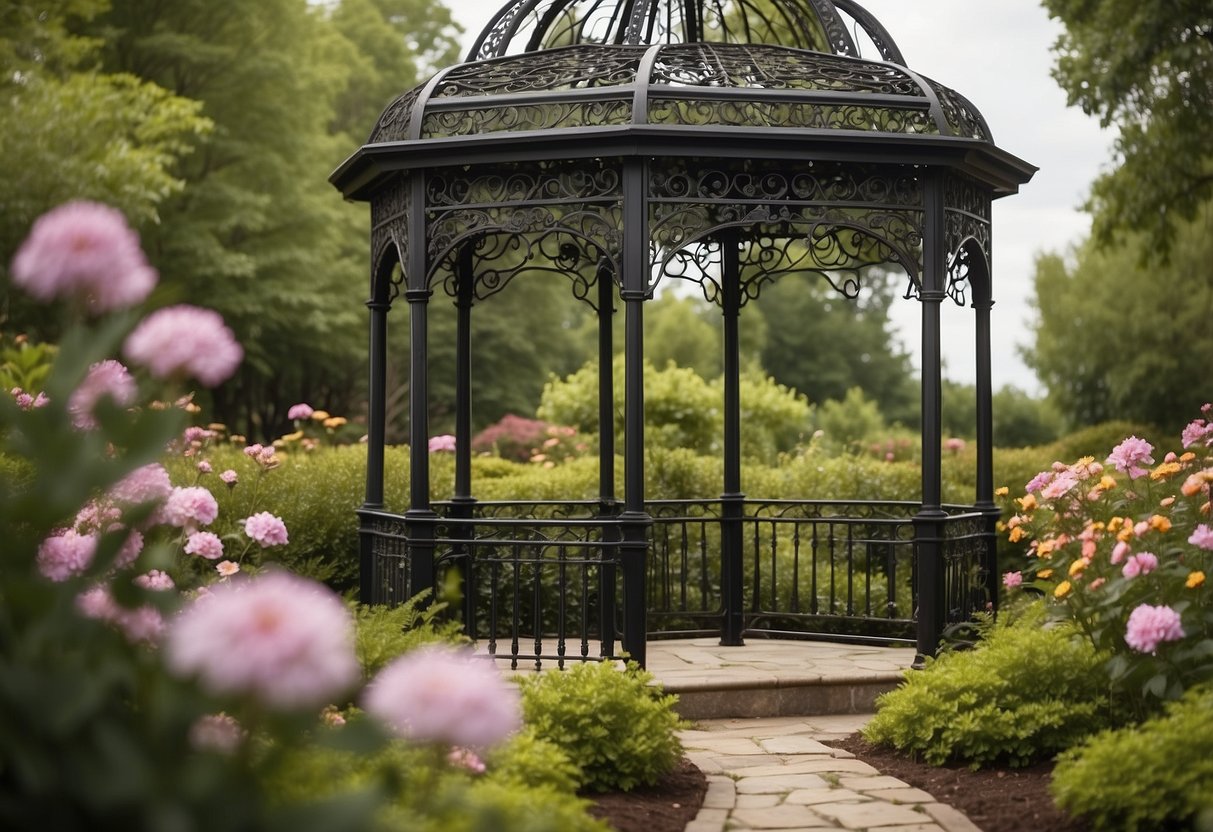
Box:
587, 740, 1090, 832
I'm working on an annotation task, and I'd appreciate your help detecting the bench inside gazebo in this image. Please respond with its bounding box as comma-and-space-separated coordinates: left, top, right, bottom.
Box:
330, 0, 1035, 669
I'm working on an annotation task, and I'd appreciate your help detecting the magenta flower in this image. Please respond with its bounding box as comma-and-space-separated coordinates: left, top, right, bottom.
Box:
1106, 436, 1155, 480
162, 486, 219, 530
135, 570, 175, 592
1024, 470, 1055, 494
1002, 571, 1023, 590
11, 387, 49, 410
242, 512, 289, 548
10, 201, 157, 312
287, 403, 314, 420
108, 463, 173, 510
363, 646, 522, 750
184, 531, 225, 560
123, 305, 242, 387
1121, 551, 1159, 579
37, 529, 98, 581
68, 360, 137, 430
1189, 524, 1213, 551
428, 434, 457, 453
164, 571, 359, 709
1124, 604, 1185, 654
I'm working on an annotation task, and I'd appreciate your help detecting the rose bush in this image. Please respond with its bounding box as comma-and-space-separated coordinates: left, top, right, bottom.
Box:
1004, 411, 1213, 712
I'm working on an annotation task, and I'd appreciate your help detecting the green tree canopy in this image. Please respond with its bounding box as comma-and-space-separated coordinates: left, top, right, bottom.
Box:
1045, 0, 1213, 254
1023, 207, 1213, 432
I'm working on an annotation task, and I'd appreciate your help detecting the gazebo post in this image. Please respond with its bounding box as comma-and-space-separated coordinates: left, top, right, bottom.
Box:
973, 256, 1000, 613
719, 228, 745, 647
452, 241, 478, 632
619, 159, 650, 667
359, 271, 390, 604
914, 173, 947, 666
597, 259, 619, 658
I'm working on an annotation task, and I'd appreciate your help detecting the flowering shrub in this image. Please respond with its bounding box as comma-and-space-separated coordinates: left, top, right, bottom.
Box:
1004, 409, 1213, 710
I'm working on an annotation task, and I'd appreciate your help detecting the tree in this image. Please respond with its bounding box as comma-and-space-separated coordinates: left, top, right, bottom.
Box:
1044, 0, 1213, 254
1023, 207, 1213, 432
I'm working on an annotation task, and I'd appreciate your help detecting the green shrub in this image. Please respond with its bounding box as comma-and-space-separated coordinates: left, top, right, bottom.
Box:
863, 603, 1114, 767
354, 595, 468, 681
518, 661, 684, 792
1051, 684, 1213, 832
486, 728, 583, 794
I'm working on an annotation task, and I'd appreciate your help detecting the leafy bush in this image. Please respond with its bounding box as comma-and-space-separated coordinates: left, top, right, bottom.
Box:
354, 595, 468, 680
863, 602, 1113, 767
518, 661, 684, 792
486, 728, 583, 794
1051, 684, 1213, 832
815, 387, 886, 452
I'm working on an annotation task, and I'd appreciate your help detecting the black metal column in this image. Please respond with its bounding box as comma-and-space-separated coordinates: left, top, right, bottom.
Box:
597, 259, 619, 658
973, 256, 1000, 614
719, 229, 745, 646
914, 172, 947, 665
619, 158, 650, 667
452, 242, 477, 630
359, 289, 389, 603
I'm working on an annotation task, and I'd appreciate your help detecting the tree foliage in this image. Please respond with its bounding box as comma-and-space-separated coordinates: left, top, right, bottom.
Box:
1044, 0, 1213, 253
1022, 207, 1213, 432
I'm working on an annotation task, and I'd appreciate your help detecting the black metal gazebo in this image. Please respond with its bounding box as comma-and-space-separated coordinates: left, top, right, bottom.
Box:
331, 0, 1036, 668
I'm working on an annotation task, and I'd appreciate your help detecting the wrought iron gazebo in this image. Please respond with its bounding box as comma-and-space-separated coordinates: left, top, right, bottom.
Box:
330, 0, 1036, 668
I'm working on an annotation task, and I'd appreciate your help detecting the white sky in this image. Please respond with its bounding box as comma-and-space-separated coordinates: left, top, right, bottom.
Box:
440, 0, 1114, 394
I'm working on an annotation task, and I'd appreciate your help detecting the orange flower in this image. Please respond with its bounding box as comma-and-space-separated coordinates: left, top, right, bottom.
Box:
1148, 514, 1172, 533
1160, 496, 1176, 508
1054, 580, 1072, 598
1068, 558, 1090, 577
1150, 461, 1182, 481
1187, 571, 1206, 589
995, 486, 1010, 497
1008, 526, 1026, 543
1037, 569, 1053, 579
1106, 516, 1124, 532
1037, 539, 1057, 557
1018, 494, 1038, 512
1098, 475, 1118, 491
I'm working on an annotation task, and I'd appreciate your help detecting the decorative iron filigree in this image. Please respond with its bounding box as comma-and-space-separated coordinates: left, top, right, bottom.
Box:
422, 99, 632, 138
945, 242, 972, 308
944, 173, 992, 274
925, 78, 991, 141
649, 159, 923, 206
370, 178, 409, 303
649, 44, 921, 95
437, 45, 645, 97
805, 0, 858, 55
368, 87, 421, 143
426, 160, 623, 209
649, 98, 936, 133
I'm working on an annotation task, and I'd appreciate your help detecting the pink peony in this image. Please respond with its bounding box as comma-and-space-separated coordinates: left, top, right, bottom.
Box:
184, 531, 225, 560
362, 646, 522, 750
135, 570, 175, 591
216, 560, 240, 578
1189, 524, 1213, 551
196, 460, 212, 474
1121, 551, 1159, 579
111, 526, 145, 569
242, 512, 288, 548
428, 434, 457, 453
76, 585, 120, 620
190, 713, 245, 754
109, 463, 173, 510
219, 469, 238, 487
164, 570, 359, 709
1106, 436, 1155, 480
123, 305, 242, 387
1041, 472, 1079, 501
162, 486, 219, 530
1182, 419, 1212, 449
74, 584, 163, 643
37, 529, 98, 581
1110, 540, 1130, 565
74, 500, 123, 534
10, 201, 157, 312
67, 360, 137, 430
1124, 604, 1185, 654
287, 403, 314, 420
1024, 470, 1055, 494
1002, 571, 1023, 590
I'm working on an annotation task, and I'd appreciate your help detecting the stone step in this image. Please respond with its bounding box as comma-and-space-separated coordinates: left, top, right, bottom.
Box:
663, 672, 903, 720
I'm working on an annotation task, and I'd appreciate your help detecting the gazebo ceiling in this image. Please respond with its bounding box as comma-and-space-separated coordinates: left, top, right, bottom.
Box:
331, 0, 1035, 201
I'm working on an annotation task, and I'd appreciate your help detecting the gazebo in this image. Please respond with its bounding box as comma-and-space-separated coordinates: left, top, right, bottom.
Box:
330, 0, 1035, 668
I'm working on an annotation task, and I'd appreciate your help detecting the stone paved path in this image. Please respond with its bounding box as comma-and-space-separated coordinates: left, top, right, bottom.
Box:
680, 716, 981, 832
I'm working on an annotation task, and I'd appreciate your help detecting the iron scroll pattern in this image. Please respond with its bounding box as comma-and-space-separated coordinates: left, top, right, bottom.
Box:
367, 87, 422, 144
925, 78, 992, 141
648, 159, 924, 300
424, 161, 624, 306
434, 45, 646, 98
943, 174, 991, 307
648, 98, 935, 133
422, 99, 632, 139
370, 178, 409, 305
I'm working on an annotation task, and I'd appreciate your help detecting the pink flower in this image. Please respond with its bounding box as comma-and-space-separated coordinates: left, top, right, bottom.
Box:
184, 531, 225, 560
242, 512, 288, 548
76, 585, 120, 620
196, 460, 212, 474
428, 434, 457, 453
74, 584, 163, 643
1189, 524, 1213, 550
182, 426, 215, 445
1111, 540, 1130, 565
162, 486, 219, 530
219, 469, 238, 487
164, 571, 359, 709
11, 387, 50, 410
288, 403, 314, 420
190, 713, 245, 754
448, 747, 487, 774
1122, 551, 1159, 579
1041, 472, 1079, 501
74, 500, 123, 534
10, 201, 157, 312
68, 360, 137, 429
123, 305, 242, 386
1025, 470, 1055, 494
1106, 436, 1155, 479
216, 560, 240, 577
108, 463, 173, 510
112, 526, 144, 569
135, 570, 175, 591
362, 646, 522, 750
1182, 419, 1212, 449
1124, 604, 1185, 654
37, 529, 98, 581
1002, 571, 1023, 589
943, 437, 966, 453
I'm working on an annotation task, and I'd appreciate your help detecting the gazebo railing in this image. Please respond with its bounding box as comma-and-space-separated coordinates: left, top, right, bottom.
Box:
359, 499, 995, 667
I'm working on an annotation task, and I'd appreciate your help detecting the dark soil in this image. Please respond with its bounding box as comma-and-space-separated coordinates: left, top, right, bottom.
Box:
586, 740, 1091, 832
831, 735, 1090, 832
587, 757, 707, 832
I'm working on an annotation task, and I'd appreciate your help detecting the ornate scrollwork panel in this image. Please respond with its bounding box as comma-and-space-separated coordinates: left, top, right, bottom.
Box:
422, 99, 632, 138
370, 178, 410, 304
649, 158, 923, 207
925, 78, 991, 141
943, 173, 991, 303
426, 160, 623, 209
367, 88, 422, 143
437, 45, 645, 96
648, 97, 936, 133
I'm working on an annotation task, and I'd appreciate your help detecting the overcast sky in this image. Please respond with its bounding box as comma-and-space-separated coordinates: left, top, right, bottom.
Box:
439, 0, 1114, 394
